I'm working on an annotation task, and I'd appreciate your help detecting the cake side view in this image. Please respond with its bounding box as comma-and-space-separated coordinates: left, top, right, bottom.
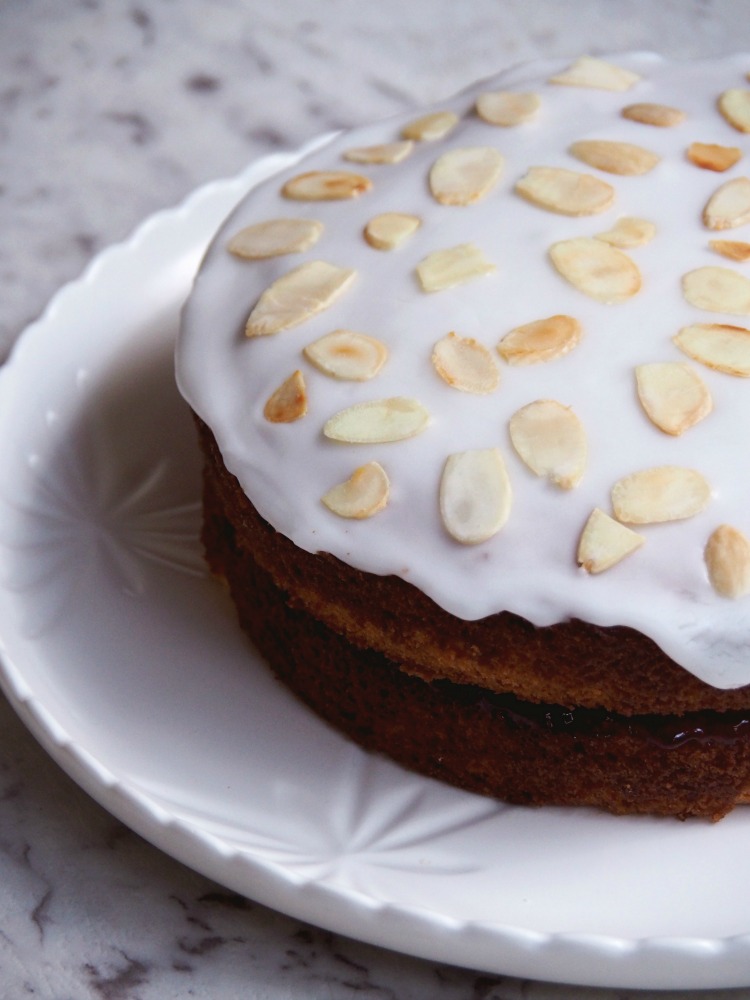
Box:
178, 53, 750, 818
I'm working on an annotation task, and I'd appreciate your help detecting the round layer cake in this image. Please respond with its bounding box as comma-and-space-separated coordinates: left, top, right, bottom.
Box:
178, 53, 750, 819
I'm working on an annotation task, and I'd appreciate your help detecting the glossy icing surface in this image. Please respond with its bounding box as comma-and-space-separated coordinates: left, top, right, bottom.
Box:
178, 53, 750, 689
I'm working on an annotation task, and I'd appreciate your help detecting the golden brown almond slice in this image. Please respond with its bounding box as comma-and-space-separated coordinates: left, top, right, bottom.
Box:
263, 370, 308, 423
321, 461, 390, 519
703, 177, 750, 230
416, 243, 496, 292
429, 146, 504, 205
281, 170, 372, 201
364, 212, 421, 251
227, 218, 324, 259
621, 102, 686, 127
596, 216, 656, 248
710, 239, 750, 262
673, 322, 750, 376
475, 90, 541, 126
577, 508, 645, 573
515, 166, 614, 216
497, 314, 582, 366
682, 266, 750, 315
401, 110, 459, 142
304, 329, 388, 381
440, 448, 512, 544
705, 524, 750, 597
719, 89, 750, 133
549, 56, 640, 91
323, 397, 429, 444
245, 261, 357, 337
635, 363, 712, 436
611, 466, 711, 524
432, 332, 500, 394
549, 238, 642, 304
508, 399, 587, 489
688, 142, 742, 172
343, 140, 414, 164
569, 139, 660, 176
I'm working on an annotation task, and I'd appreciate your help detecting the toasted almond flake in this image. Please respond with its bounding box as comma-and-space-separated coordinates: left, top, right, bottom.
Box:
578, 508, 645, 573
635, 363, 712, 436
439, 448, 512, 544
281, 170, 372, 201
703, 177, 750, 230
621, 102, 686, 127
549, 238, 642, 304
343, 140, 414, 164
364, 212, 421, 251
416, 243, 495, 292
705, 524, 750, 597
673, 322, 750, 376
596, 216, 656, 248
498, 314, 582, 366
323, 397, 429, 444
611, 466, 711, 524
432, 332, 500, 394
710, 239, 750, 262
263, 370, 308, 423
429, 146, 504, 206
515, 166, 614, 216
245, 261, 356, 337
682, 266, 750, 315
227, 218, 324, 259
719, 89, 750, 133
401, 110, 459, 142
570, 139, 660, 176
549, 56, 640, 91
688, 142, 742, 172
304, 329, 388, 381
475, 90, 541, 126
321, 461, 390, 519
508, 399, 587, 489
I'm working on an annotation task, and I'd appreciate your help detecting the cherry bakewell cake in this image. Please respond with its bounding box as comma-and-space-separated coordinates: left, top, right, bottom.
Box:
177, 53, 750, 820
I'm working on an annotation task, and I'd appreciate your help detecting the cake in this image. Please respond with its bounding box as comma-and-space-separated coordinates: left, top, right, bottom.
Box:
177, 53, 750, 819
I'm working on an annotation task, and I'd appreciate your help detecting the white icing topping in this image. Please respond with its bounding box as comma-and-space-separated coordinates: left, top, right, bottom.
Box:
177, 53, 750, 690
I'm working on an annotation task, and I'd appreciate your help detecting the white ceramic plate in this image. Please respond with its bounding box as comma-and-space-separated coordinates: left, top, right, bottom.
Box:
2, 153, 750, 992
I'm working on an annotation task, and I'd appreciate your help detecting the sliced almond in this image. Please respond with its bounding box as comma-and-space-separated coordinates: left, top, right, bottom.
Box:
578, 508, 645, 573
263, 370, 307, 423
718, 89, 750, 133
508, 399, 587, 490
635, 363, 712, 435
682, 266, 750, 315
246, 261, 356, 337
710, 239, 750, 262
611, 466, 711, 524
364, 212, 421, 251
498, 314, 582, 365
401, 110, 459, 142
475, 90, 541, 126
549, 238, 642, 304
673, 322, 750, 377
703, 177, 750, 230
515, 166, 614, 216
323, 397, 429, 444
569, 139, 660, 176
227, 218, 324, 259
321, 461, 390, 519
281, 170, 372, 201
343, 141, 414, 165
705, 524, 750, 598
549, 56, 640, 91
429, 146, 504, 206
688, 142, 742, 173
621, 102, 686, 127
416, 243, 495, 292
596, 216, 656, 248
439, 449, 512, 544
432, 332, 500, 394
304, 329, 388, 381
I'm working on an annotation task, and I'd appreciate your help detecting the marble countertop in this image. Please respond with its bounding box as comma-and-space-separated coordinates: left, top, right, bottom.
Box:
4, 1, 750, 996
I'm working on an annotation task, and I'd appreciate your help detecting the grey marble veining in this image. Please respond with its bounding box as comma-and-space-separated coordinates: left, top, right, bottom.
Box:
3, 1, 750, 997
